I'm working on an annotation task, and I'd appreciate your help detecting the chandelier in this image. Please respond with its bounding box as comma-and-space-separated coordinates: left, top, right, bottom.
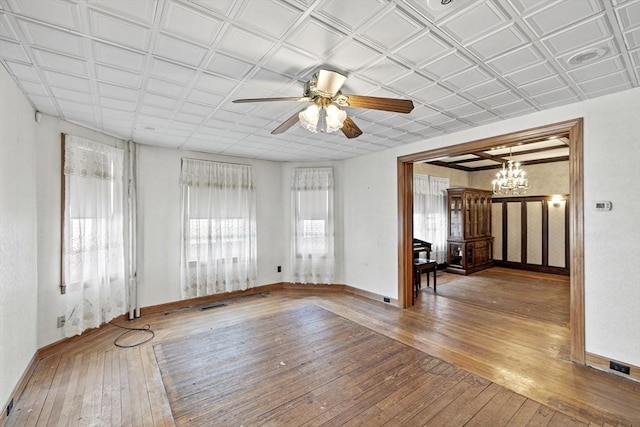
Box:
492, 150, 530, 195
298, 102, 346, 134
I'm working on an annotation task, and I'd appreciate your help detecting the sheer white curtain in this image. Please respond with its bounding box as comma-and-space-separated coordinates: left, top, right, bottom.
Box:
414, 174, 449, 263
180, 159, 257, 298
291, 167, 335, 284
62, 135, 126, 337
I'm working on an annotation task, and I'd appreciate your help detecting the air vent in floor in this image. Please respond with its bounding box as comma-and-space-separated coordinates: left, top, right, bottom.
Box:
198, 302, 228, 311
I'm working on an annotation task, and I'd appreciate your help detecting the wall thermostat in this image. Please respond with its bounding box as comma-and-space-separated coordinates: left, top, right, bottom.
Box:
594, 201, 612, 211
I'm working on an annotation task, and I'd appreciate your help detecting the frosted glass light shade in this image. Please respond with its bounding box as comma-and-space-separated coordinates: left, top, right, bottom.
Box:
298, 103, 346, 133
299, 104, 320, 133
325, 104, 346, 133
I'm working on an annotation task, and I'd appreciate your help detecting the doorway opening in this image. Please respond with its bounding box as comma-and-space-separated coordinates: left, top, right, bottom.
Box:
397, 118, 585, 363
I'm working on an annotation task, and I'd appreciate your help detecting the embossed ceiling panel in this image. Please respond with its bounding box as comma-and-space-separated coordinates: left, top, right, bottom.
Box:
524, 0, 605, 35
488, 44, 545, 75
360, 8, 424, 50
5, 0, 83, 31
315, 0, 388, 31
88, 9, 153, 51
17, 20, 87, 57
440, 1, 510, 44
472, 24, 530, 61
160, 1, 223, 46
153, 33, 208, 67
0, 0, 638, 161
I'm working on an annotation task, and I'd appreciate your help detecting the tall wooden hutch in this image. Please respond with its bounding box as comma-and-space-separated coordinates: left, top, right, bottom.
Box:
447, 188, 494, 275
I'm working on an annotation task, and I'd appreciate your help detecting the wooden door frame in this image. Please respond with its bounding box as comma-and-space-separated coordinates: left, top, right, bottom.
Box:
397, 118, 585, 363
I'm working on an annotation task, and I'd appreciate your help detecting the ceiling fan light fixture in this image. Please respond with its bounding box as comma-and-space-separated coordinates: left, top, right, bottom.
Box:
234, 68, 412, 138
299, 103, 347, 134
299, 104, 320, 133
325, 104, 347, 133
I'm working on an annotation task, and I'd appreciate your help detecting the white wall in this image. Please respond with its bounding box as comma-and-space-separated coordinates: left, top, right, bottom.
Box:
343, 150, 400, 299
0, 66, 39, 410
342, 88, 640, 367
136, 145, 286, 307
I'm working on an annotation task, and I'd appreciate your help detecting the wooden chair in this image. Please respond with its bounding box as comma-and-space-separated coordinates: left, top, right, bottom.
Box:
413, 259, 437, 300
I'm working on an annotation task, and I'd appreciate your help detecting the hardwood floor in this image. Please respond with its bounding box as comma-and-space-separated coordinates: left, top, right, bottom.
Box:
429, 268, 570, 326
5, 268, 639, 426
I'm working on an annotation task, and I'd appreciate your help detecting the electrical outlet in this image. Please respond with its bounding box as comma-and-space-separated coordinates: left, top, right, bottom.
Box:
277, 266, 281, 273
57, 315, 65, 328
610, 361, 630, 375
383, 297, 390, 303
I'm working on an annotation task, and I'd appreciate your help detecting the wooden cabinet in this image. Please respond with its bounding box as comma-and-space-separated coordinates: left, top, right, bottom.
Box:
447, 188, 494, 275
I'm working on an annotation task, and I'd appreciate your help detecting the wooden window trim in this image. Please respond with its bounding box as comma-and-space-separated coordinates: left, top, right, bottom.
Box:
60, 133, 66, 295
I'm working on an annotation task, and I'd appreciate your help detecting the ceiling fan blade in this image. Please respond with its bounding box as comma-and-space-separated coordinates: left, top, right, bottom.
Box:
316, 70, 347, 97
344, 95, 414, 114
271, 110, 303, 135
341, 116, 363, 139
233, 97, 309, 103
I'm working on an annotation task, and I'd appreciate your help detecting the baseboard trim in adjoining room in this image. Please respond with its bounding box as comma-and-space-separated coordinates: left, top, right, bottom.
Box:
344, 285, 398, 306
586, 352, 640, 383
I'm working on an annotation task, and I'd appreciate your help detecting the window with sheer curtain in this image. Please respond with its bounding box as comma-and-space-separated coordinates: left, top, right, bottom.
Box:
62, 135, 126, 337
291, 167, 335, 284
180, 159, 257, 298
413, 174, 449, 264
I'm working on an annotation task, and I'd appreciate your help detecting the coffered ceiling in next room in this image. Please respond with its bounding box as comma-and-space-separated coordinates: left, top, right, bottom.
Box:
0, 0, 638, 161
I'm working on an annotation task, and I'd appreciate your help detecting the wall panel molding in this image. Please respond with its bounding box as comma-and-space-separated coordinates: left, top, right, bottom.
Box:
493, 195, 570, 276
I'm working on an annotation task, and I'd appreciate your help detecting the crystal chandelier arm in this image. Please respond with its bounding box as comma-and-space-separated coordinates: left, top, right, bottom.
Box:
492, 156, 530, 195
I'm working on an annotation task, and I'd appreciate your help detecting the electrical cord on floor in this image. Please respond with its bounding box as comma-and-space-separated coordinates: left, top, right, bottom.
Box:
109, 321, 155, 348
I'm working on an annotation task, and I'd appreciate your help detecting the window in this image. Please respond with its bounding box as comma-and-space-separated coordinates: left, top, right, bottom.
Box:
180, 159, 257, 298
291, 167, 334, 284
186, 218, 251, 261
299, 219, 326, 255
67, 218, 121, 284
61, 134, 125, 337
413, 174, 449, 263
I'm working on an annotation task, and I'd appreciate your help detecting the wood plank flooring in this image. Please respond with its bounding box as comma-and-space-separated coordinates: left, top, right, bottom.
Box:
430, 268, 570, 326
5, 268, 640, 426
